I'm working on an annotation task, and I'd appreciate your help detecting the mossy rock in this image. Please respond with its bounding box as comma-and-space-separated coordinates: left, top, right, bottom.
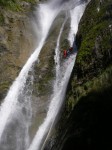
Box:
75, 0, 112, 81
44, 1, 112, 149
0, 81, 11, 102
0, 0, 39, 12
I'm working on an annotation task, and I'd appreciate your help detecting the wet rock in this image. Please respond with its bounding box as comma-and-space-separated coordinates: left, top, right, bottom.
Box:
0, 3, 37, 102
43, 0, 112, 149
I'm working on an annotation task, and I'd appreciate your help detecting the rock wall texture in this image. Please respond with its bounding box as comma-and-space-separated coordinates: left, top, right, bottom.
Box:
0, 0, 40, 101
0, 0, 70, 133
43, 0, 112, 149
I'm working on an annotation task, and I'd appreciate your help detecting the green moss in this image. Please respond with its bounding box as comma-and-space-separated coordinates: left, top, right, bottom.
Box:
33, 53, 55, 96
0, 0, 37, 12
37, 70, 54, 95
66, 96, 77, 112
0, 0, 20, 11
74, 0, 112, 82
61, 39, 69, 50
23, 0, 37, 3
0, 81, 11, 102
7, 2, 22, 12
77, 19, 110, 62
0, 13, 4, 25
66, 65, 112, 115
0, 82, 9, 90
46, 0, 112, 148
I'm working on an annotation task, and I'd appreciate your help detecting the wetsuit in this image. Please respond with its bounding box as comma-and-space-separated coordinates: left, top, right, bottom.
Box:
64, 50, 67, 58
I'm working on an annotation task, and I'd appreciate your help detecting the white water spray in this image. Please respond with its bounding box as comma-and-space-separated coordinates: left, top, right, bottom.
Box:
0, 1, 61, 143
68, 4, 86, 46
54, 17, 67, 91
28, 17, 67, 150
0, 0, 88, 150
28, 2, 87, 150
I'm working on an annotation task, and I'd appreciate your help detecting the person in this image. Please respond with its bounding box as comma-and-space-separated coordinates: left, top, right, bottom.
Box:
72, 39, 77, 53
69, 47, 73, 53
63, 50, 67, 58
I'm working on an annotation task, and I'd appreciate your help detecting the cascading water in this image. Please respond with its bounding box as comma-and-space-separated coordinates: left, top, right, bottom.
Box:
0, 1, 62, 149
28, 15, 68, 150
28, 2, 87, 150
54, 16, 67, 91
0, 0, 88, 150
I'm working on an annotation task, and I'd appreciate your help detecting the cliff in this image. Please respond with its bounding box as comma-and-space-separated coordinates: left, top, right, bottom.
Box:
0, 0, 40, 101
62, 0, 112, 148
0, 0, 69, 102
44, 0, 112, 149
0, 0, 70, 137
66, 0, 112, 115
0, 0, 112, 149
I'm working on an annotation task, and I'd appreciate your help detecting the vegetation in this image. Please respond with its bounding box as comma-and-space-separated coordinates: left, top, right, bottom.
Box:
0, 0, 37, 11
45, 0, 112, 149
0, 13, 4, 25
65, 0, 112, 114
0, 0, 39, 101
62, 84, 112, 150
34, 55, 55, 96
66, 65, 112, 113
0, 0, 21, 11
0, 81, 11, 103
76, 0, 112, 75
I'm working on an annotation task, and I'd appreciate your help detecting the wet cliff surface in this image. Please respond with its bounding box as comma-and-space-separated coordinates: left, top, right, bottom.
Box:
0, 0, 112, 149
0, 0, 56, 103
0, 0, 39, 101
66, 0, 112, 114
44, 0, 112, 149
0, 0, 70, 138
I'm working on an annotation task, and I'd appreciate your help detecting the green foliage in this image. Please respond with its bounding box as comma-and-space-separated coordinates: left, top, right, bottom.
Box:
66, 0, 112, 113
0, 0, 21, 11
0, 0, 37, 11
61, 39, 69, 50
66, 65, 112, 114
77, 21, 109, 64
75, 0, 112, 75
0, 0, 15, 6
0, 81, 11, 102
0, 13, 4, 25
24, 0, 37, 3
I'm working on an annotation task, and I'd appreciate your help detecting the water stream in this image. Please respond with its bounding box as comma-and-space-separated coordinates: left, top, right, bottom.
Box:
28, 2, 87, 150
0, 1, 61, 149
0, 0, 87, 150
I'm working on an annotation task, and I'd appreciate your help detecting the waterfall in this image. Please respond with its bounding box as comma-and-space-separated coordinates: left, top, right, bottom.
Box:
54, 16, 67, 91
68, 3, 86, 45
28, 2, 87, 150
0, 0, 62, 148
0, 0, 88, 150
28, 16, 67, 150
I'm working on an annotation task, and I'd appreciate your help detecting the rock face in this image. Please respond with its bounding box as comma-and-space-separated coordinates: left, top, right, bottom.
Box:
66, 0, 112, 112
0, 0, 70, 137
43, 0, 112, 149
0, 1, 39, 101
75, 0, 112, 82
0, 0, 112, 149
0, 0, 69, 102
